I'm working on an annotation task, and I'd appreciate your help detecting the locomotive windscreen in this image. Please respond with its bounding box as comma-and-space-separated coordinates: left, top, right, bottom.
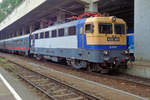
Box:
99, 23, 112, 34
115, 24, 125, 34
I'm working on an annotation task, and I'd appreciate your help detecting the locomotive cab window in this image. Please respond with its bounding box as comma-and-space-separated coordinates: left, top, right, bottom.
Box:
58, 28, 64, 37
52, 30, 57, 38
85, 24, 94, 33
99, 23, 112, 34
115, 24, 125, 34
68, 26, 76, 35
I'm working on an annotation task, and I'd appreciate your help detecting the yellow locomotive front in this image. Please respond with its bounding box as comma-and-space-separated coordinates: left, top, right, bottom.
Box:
85, 16, 127, 48
81, 16, 128, 72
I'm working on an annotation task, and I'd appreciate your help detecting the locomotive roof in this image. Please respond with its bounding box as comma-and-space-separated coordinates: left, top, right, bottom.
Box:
32, 20, 79, 34
85, 16, 126, 24
32, 16, 126, 35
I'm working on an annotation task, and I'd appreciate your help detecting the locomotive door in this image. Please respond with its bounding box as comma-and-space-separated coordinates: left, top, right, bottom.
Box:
81, 27, 85, 48
77, 19, 86, 49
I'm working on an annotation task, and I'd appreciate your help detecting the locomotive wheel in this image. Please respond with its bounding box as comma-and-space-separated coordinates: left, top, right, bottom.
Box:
71, 59, 87, 69
87, 64, 103, 72
35, 55, 43, 60
87, 66, 93, 72
66, 60, 71, 66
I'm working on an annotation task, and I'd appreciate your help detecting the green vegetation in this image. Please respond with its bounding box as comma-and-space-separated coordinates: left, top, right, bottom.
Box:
0, 57, 18, 77
0, 0, 22, 22
0, 57, 14, 70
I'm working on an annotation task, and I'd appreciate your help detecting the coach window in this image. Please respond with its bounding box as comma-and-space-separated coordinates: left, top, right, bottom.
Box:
45, 31, 49, 38
40, 32, 44, 39
99, 23, 112, 34
35, 34, 38, 39
68, 26, 76, 35
52, 30, 57, 38
58, 28, 64, 37
85, 24, 94, 33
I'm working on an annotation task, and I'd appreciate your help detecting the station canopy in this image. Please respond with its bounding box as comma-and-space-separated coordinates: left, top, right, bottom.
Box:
0, 0, 134, 35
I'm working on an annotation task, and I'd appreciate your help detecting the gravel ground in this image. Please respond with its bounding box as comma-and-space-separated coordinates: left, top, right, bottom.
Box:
0, 52, 150, 99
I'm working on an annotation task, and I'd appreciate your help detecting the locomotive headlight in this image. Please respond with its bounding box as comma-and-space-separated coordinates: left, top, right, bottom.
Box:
104, 51, 109, 56
112, 16, 116, 22
122, 50, 128, 55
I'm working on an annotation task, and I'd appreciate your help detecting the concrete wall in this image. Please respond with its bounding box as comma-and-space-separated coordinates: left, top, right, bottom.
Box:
123, 65, 150, 79
0, 0, 46, 31
135, 0, 150, 60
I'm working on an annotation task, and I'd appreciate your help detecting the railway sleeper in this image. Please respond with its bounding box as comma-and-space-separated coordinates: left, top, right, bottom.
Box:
8, 60, 102, 100
53, 89, 68, 94
66, 96, 84, 100
38, 83, 55, 87
54, 93, 78, 99
30, 78, 49, 83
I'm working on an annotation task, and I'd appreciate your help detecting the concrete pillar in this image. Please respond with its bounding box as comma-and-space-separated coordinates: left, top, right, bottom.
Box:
40, 21, 44, 29
16, 31, 19, 36
22, 27, 26, 35
10, 33, 12, 38
30, 24, 35, 34
12, 33, 14, 37
8, 33, 10, 38
57, 11, 65, 22
85, 1, 98, 12
135, 0, 150, 61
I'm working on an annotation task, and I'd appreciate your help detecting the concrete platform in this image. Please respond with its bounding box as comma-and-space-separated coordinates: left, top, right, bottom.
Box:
122, 61, 150, 79
0, 67, 40, 100
0, 78, 15, 100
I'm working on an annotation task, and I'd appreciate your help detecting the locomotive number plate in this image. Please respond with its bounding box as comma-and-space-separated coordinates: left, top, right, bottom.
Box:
107, 36, 120, 41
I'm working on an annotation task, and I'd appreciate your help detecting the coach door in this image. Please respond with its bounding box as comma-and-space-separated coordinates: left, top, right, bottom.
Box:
77, 19, 86, 49
30, 33, 36, 48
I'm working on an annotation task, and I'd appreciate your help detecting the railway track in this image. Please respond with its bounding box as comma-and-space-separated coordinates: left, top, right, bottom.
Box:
27, 58, 150, 88
1, 54, 150, 88
86, 71, 150, 87
8, 61, 102, 100
44, 62, 150, 87
29, 60, 150, 88
1, 55, 150, 99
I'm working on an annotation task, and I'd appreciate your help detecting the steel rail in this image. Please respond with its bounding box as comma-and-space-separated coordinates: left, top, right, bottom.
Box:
83, 71, 150, 87
1, 55, 150, 90
8, 60, 103, 100
9, 68, 57, 100
32, 58, 150, 87
39, 60, 150, 87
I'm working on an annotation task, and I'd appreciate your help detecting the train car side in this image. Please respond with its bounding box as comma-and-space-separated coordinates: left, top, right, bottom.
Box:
0, 34, 30, 55
30, 17, 129, 72
0, 40, 6, 52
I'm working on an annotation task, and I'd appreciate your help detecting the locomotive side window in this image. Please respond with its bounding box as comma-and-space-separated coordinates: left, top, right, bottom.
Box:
99, 23, 112, 34
45, 31, 49, 38
52, 30, 57, 38
35, 34, 38, 39
85, 24, 94, 33
58, 28, 64, 37
68, 26, 76, 35
40, 32, 44, 39
115, 24, 125, 34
